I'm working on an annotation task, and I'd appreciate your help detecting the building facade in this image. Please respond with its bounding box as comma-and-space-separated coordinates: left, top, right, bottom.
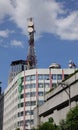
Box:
34, 71, 78, 129
3, 65, 75, 130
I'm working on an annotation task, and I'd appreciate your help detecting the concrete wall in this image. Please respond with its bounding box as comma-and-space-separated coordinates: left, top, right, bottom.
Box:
34, 72, 78, 128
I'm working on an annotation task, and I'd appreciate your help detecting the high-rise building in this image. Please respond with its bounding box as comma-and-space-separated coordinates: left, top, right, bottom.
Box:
3, 65, 75, 130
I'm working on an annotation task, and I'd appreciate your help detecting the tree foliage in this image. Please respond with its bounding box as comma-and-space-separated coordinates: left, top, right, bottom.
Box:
59, 105, 78, 130
66, 105, 78, 129
33, 117, 60, 130
15, 128, 20, 130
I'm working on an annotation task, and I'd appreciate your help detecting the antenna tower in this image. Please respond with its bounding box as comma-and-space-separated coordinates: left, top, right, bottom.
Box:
26, 18, 37, 69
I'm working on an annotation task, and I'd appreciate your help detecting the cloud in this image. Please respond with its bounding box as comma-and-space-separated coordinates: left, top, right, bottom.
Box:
0, 0, 13, 23
11, 40, 23, 47
0, 0, 78, 40
0, 39, 9, 48
0, 29, 10, 38
0, 29, 15, 38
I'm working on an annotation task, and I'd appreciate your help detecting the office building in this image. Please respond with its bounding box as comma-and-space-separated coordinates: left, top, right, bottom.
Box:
3, 62, 75, 130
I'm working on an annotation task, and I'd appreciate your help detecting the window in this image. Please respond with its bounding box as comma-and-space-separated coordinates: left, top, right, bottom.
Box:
38, 74, 43, 80
26, 92, 30, 97
31, 83, 36, 88
43, 74, 49, 80
26, 76, 30, 81
30, 92, 36, 97
31, 101, 36, 106
38, 92, 44, 96
18, 111, 23, 117
38, 83, 43, 88
30, 75, 36, 80
64, 74, 68, 79
18, 103, 23, 108
52, 74, 57, 80
52, 83, 57, 88
57, 74, 62, 80
25, 110, 33, 115
45, 83, 49, 88
26, 84, 30, 88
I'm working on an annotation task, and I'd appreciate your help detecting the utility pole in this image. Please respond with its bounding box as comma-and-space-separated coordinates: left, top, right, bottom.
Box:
60, 83, 71, 110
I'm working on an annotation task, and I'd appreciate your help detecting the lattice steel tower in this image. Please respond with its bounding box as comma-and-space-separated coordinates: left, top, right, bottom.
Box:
26, 18, 37, 70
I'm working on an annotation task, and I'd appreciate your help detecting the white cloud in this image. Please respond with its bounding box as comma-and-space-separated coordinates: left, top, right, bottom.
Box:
0, 0, 13, 23
0, 29, 15, 38
0, 0, 78, 40
11, 40, 23, 47
0, 29, 10, 38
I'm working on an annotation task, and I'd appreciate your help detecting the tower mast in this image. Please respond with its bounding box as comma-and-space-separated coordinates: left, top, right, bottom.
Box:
26, 18, 37, 69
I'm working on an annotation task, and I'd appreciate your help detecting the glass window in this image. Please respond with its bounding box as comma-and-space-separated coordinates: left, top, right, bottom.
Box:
43, 74, 49, 80
30, 75, 36, 80
38, 74, 43, 80
25, 110, 33, 115
25, 110, 30, 115
52, 74, 57, 80
52, 83, 57, 88
64, 74, 68, 79
31, 101, 36, 106
31, 83, 36, 88
30, 92, 36, 97
18, 111, 23, 117
26, 92, 30, 97
38, 92, 43, 96
26, 101, 30, 106
18, 103, 23, 108
57, 74, 62, 80
26, 76, 30, 81
30, 119, 34, 125
38, 83, 43, 88
45, 83, 49, 88
26, 84, 30, 88
21, 94, 23, 99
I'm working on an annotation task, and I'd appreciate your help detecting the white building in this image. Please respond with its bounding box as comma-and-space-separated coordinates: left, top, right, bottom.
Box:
3, 62, 76, 130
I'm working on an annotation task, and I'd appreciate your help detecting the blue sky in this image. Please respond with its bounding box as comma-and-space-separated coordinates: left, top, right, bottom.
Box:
0, 0, 78, 91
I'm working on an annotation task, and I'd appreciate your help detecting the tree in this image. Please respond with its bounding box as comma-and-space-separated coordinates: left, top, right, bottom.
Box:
38, 122, 55, 130
36, 117, 60, 130
59, 119, 66, 130
66, 105, 78, 130
59, 105, 78, 130
15, 128, 20, 130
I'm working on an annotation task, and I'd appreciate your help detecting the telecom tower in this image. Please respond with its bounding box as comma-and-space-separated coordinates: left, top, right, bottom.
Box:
26, 18, 37, 70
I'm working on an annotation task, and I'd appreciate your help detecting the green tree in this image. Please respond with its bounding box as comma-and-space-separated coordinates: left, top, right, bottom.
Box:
59, 119, 66, 130
36, 117, 60, 130
38, 122, 55, 130
15, 128, 20, 130
66, 105, 78, 130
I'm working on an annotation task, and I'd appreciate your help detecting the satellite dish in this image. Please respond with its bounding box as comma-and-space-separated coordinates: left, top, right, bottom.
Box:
28, 27, 33, 33
28, 21, 34, 27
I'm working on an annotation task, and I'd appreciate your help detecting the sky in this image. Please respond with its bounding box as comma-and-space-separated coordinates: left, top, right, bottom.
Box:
0, 0, 78, 91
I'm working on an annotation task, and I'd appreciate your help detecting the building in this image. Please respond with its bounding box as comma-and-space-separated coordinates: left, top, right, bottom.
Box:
0, 82, 3, 130
34, 70, 78, 129
3, 62, 76, 130
8, 60, 26, 84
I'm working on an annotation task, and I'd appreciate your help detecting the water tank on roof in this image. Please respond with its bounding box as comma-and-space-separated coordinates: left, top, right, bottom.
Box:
49, 63, 61, 69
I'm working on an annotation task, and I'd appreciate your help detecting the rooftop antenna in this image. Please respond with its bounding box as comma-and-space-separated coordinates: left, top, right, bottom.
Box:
26, 17, 37, 69
68, 60, 76, 68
